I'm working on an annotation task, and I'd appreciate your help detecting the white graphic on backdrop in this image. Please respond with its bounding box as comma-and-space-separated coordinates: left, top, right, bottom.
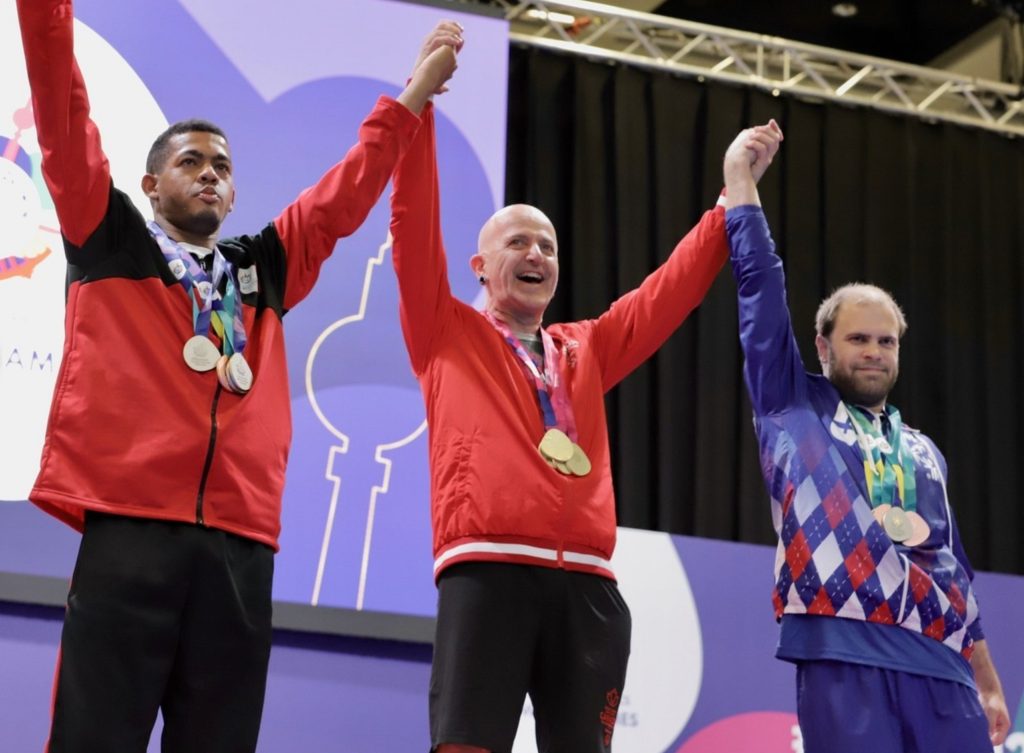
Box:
167, 0, 506, 613
513, 529, 703, 753
305, 232, 428, 609
0, 5, 166, 501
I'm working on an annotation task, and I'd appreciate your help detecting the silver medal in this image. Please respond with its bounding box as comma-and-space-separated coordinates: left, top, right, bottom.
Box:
226, 353, 253, 393
882, 506, 913, 543
183, 336, 220, 372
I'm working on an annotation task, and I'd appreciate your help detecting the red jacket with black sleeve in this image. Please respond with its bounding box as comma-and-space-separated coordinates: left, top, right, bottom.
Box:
18, 0, 421, 549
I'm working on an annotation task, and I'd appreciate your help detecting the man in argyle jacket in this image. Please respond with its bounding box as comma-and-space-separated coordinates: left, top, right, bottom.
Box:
723, 122, 1009, 753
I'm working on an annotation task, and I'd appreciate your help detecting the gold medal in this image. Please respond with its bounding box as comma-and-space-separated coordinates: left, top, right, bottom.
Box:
539, 429, 574, 463
565, 444, 592, 476
882, 506, 913, 542
183, 335, 220, 372
903, 510, 931, 547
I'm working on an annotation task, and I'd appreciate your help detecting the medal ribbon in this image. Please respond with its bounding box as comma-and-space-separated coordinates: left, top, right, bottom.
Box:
148, 221, 247, 355
213, 273, 246, 355
846, 403, 918, 512
484, 312, 578, 442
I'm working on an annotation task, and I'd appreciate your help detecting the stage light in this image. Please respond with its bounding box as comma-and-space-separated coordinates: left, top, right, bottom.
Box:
525, 9, 577, 25
832, 3, 859, 17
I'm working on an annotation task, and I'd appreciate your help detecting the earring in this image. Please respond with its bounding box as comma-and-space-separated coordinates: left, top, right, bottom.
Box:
478, 275, 487, 285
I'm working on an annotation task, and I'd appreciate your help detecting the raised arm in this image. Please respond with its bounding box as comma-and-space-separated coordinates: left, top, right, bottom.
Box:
590, 203, 728, 391
725, 122, 808, 416
273, 23, 459, 310
17, 0, 111, 247
591, 123, 783, 391
388, 90, 450, 375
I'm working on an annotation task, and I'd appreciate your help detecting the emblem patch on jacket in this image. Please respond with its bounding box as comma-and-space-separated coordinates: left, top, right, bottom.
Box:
168, 258, 187, 280
564, 339, 579, 369
238, 265, 258, 295
829, 402, 857, 446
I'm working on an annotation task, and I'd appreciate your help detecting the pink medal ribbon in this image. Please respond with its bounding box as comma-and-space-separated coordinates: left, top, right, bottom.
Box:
483, 312, 578, 442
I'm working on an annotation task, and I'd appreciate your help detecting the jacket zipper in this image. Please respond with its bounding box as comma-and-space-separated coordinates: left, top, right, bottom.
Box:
195, 384, 222, 525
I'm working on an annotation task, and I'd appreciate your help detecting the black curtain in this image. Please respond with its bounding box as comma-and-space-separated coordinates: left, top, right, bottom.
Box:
505, 46, 1024, 575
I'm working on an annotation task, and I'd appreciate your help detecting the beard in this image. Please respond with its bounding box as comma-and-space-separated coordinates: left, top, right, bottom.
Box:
828, 354, 898, 408
177, 206, 222, 237
160, 193, 225, 239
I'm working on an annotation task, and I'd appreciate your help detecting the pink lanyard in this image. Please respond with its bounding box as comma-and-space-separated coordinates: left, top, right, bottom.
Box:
484, 312, 579, 442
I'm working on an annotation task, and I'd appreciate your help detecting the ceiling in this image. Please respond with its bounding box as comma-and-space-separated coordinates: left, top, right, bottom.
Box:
627, 0, 1009, 66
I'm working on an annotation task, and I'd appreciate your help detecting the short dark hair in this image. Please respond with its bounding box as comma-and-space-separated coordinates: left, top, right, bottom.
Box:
146, 119, 228, 174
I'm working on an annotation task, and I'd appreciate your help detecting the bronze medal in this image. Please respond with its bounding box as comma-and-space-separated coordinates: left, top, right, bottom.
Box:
539, 428, 574, 463
565, 444, 592, 477
882, 506, 913, 542
871, 503, 891, 527
183, 335, 220, 372
215, 354, 232, 391
903, 510, 931, 547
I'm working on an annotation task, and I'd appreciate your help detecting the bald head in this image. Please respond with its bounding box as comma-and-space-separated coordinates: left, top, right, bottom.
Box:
471, 204, 559, 333
477, 204, 557, 255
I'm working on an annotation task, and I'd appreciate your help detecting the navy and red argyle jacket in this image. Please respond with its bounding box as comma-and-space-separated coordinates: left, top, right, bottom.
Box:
727, 205, 982, 658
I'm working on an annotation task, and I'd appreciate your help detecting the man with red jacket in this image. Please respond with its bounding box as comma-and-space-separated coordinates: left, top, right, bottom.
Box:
389, 92, 781, 749
17, 2, 460, 750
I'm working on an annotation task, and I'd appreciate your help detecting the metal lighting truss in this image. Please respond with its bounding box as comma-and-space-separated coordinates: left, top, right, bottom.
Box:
492, 0, 1024, 137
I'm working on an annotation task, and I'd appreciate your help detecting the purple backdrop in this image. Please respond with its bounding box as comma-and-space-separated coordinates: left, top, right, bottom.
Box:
2, 534, 1021, 752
